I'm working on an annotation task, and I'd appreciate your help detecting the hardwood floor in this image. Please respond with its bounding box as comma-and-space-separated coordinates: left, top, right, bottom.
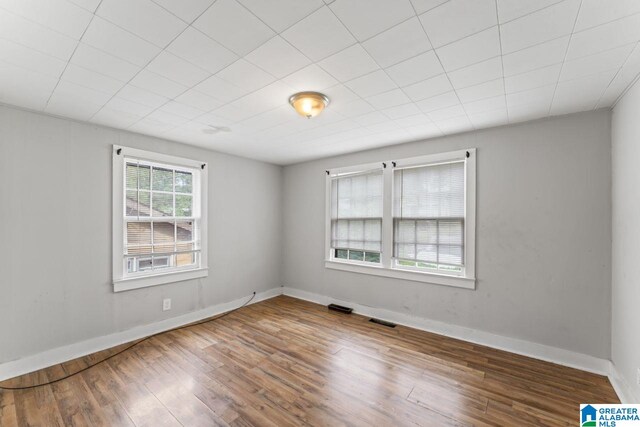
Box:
0, 295, 618, 426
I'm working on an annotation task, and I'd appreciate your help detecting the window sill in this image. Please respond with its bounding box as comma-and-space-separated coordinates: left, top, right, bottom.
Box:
113, 267, 208, 292
324, 260, 475, 289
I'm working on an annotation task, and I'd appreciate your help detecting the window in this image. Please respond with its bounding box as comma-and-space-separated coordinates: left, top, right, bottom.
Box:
325, 149, 476, 289
330, 169, 383, 264
113, 146, 208, 292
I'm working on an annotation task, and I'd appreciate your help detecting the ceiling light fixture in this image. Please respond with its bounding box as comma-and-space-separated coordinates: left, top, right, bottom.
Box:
288, 91, 330, 119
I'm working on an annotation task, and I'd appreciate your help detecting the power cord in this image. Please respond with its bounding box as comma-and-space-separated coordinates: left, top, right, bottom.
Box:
0, 292, 256, 391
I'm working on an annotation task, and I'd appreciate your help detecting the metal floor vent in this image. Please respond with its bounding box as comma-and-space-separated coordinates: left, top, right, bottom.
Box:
328, 303, 353, 314
369, 318, 396, 328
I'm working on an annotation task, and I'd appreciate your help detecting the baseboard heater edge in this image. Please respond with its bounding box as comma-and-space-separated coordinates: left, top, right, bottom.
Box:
328, 303, 353, 314
369, 318, 397, 328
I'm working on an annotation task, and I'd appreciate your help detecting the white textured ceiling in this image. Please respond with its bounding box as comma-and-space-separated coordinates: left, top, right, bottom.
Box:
1, 0, 639, 164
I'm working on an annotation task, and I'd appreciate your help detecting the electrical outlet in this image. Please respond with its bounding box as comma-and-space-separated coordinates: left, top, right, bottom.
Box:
637, 368, 640, 386
163, 298, 171, 311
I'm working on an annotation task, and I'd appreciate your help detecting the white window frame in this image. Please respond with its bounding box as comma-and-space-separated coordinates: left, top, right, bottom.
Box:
325, 149, 476, 290
112, 145, 208, 292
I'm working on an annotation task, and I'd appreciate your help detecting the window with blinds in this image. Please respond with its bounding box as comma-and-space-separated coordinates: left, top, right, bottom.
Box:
324, 149, 475, 286
330, 169, 383, 263
124, 159, 201, 276
393, 161, 465, 273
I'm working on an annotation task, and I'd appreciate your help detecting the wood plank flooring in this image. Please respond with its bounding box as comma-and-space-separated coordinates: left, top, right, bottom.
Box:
0, 295, 619, 426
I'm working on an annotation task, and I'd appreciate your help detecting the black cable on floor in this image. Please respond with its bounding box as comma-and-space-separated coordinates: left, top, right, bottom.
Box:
0, 292, 256, 391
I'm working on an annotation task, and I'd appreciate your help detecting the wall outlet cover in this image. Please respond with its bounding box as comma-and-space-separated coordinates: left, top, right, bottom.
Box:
163, 298, 171, 311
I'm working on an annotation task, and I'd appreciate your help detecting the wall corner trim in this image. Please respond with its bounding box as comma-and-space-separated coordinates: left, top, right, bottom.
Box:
608, 361, 640, 403
0, 287, 284, 382
281, 286, 611, 377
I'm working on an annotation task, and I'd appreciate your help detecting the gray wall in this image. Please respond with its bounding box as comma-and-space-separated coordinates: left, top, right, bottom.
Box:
283, 110, 612, 359
0, 105, 283, 364
612, 79, 640, 399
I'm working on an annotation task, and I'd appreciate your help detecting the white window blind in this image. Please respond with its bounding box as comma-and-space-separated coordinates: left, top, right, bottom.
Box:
393, 161, 465, 271
330, 169, 383, 263
124, 159, 201, 276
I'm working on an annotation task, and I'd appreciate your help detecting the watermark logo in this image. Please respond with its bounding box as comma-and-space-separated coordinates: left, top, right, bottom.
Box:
581, 404, 640, 426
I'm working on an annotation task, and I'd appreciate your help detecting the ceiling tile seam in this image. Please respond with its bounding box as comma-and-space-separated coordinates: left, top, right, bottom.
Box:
610, 68, 640, 109
148, 0, 211, 25
494, 0, 509, 123
0, 42, 67, 80
0, 7, 83, 58
166, 8, 368, 126
234, 0, 323, 36
496, 0, 566, 26
407, 0, 474, 132
432, 23, 497, 52
43, 6, 101, 111
571, 9, 640, 36
85, 9, 216, 125
242, 35, 312, 79
0, 3, 90, 43
502, 39, 639, 83
418, 0, 452, 15
353, 13, 419, 44
547, 0, 584, 115
63, 0, 100, 14
596, 41, 640, 109
318, 37, 424, 128
83, 0, 245, 124
92, 4, 187, 50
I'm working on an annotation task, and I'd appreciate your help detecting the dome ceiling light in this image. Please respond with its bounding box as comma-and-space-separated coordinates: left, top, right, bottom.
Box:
288, 91, 330, 119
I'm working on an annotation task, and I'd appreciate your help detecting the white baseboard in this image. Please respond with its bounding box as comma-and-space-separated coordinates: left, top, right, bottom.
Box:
0, 287, 283, 382
2, 285, 623, 402
282, 286, 611, 376
608, 361, 640, 403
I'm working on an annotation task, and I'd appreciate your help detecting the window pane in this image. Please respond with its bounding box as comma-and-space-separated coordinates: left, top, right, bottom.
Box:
127, 245, 152, 255
396, 243, 415, 260
139, 165, 151, 190
417, 262, 438, 269
416, 244, 438, 263
138, 258, 153, 271
126, 164, 138, 189
176, 242, 194, 252
396, 220, 416, 244
331, 169, 383, 255
126, 190, 138, 216
416, 220, 437, 245
439, 219, 463, 245
175, 194, 192, 217
153, 256, 172, 269
175, 171, 192, 193
348, 250, 364, 261
364, 219, 381, 251
152, 193, 173, 216
176, 221, 193, 242
152, 167, 173, 191
364, 252, 380, 263
138, 191, 150, 217
335, 249, 348, 259
176, 252, 195, 267
439, 245, 463, 266
126, 257, 135, 273
127, 222, 151, 246
153, 221, 175, 253
394, 162, 464, 218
